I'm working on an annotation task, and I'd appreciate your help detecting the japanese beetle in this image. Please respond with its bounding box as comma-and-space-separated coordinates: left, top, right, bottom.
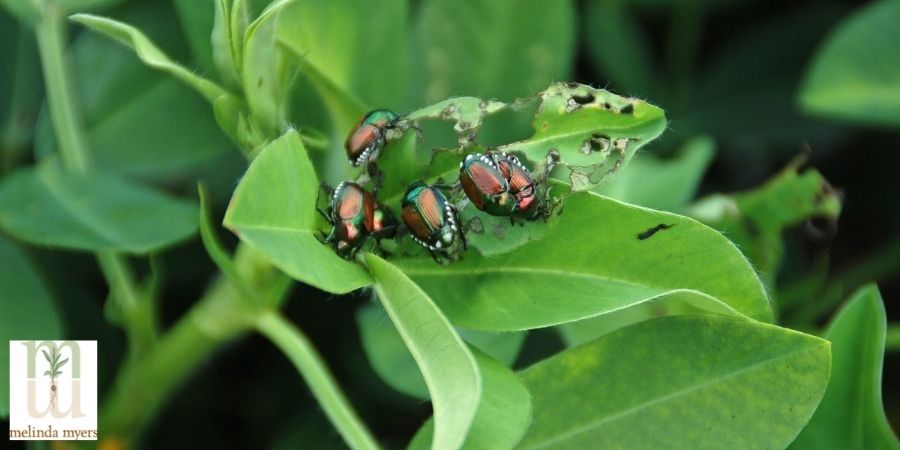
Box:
458, 153, 518, 216
318, 181, 376, 258
344, 109, 401, 167
493, 152, 540, 215
459, 151, 550, 219
401, 181, 466, 263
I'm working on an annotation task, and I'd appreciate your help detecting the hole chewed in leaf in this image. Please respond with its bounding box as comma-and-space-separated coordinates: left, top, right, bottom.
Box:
385, 82, 666, 257
494, 82, 666, 192
406, 97, 508, 148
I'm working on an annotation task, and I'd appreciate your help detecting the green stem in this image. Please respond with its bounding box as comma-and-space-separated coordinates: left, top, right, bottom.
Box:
100, 273, 255, 442
97, 251, 157, 356
35, 3, 151, 359
257, 312, 380, 450
97, 244, 281, 445
886, 325, 900, 353
34, 3, 89, 172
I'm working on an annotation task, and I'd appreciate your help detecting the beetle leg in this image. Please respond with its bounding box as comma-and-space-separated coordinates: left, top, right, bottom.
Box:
367, 163, 384, 194
459, 227, 468, 251
432, 182, 456, 191
316, 206, 331, 222
347, 245, 360, 260
316, 183, 334, 221
319, 181, 334, 197
379, 223, 399, 240
321, 227, 337, 244
429, 250, 443, 265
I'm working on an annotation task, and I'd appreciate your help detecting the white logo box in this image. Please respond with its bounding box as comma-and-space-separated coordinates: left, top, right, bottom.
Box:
8, 340, 98, 441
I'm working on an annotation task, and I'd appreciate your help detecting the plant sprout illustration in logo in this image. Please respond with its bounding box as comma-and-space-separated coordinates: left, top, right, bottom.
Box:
21, 341, 85, 419
42, 345, 69, 410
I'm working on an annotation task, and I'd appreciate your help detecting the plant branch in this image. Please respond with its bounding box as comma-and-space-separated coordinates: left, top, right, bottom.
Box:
35, 3, 153, 359
34, 2, 89, 172
100, 272, 255, 442
97, 243, 282, 446
97, 251, 157, 355
256, 312, 380, 450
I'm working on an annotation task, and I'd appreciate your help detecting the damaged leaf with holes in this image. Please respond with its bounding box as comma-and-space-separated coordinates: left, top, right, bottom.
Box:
403, 83, 666, 193
498, 82, 667, 191
686, 164, 842, 289
383, 82, 667, 256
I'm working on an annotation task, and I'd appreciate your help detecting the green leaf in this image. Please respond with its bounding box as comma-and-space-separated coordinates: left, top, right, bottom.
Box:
411, 0, 575, 146
595, 135, 714, 211
37, 8, 236, 180
42, 349, 51, 364
230, 0, 249, 72
457, 329, 525, 368
211, 0, 241, 89
277, 0, 410, 115
404, 97, 508, 150
357, 303, 431, 398
0, 162, 198, 253
687, 165, 841, 287
279, 41, 367, 139
199, 183, 256, 301
407, 348, 531, 450
57, 357, 68, 369
800, 0, 900, 127
223, 130, 373, 293
394, 191, 771, 331
790, 284, 900, 449
69, 13, 237, 106
557, 289, 745, 347
382, 82, 668, 257
276, 0, 408, 183
412, 0, 574, 106
0, 238, 62, 419
172, 0, 216, 77
557, 301, 658, 347
242, 0, 295, 138
496, 83, 667, 192
518, 315, 831, 449
366, 253, 480, 450
406, 83, 666, 195
357, 303, 525, 399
